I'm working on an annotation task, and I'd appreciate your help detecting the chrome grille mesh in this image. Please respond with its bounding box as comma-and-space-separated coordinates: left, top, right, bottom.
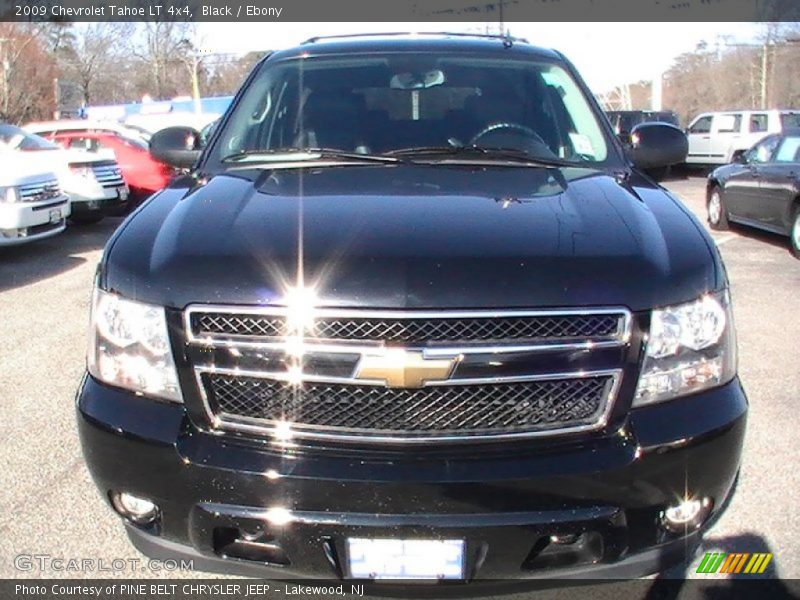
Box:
191, 312, 622, 343
205, 374, 612, 437
18, 179, 61, 203
91, 163, 125, 188
187, 305, 630, 442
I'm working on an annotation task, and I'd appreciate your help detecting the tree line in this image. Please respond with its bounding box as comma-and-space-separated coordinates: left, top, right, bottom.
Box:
2, 22, 798, 127
0, 22, 266, 124
605, 24, 800, 126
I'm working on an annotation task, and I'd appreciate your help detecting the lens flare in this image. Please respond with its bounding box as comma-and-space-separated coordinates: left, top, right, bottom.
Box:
273, 420, 294, 441
264, 507, 294, 526
282, 285, 318, 334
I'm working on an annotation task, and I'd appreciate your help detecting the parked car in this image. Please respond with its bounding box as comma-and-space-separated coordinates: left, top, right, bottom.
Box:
0, 124, 129, 224
77, 33, 744, 581
686, 109, 800, 166
606, 110, 680, 144
26, 120, 175, 203
0, 150, 70, 245
707, 129, 800, 257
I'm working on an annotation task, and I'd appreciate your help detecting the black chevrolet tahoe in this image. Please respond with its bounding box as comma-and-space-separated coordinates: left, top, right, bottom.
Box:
77, 33, 746, 582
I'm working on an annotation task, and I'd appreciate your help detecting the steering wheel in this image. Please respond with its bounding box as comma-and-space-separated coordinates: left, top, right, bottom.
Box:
469, 122, 547, 148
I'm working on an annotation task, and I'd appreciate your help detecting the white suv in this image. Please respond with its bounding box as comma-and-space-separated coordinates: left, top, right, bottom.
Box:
0, 123, 129, 224
686, 109, 800, 165
0, 151, 70, 246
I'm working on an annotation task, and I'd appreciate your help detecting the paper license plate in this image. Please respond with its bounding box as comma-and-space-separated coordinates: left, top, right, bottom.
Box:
347, 538, 465, 580
48, 208, 61, 224
118, 187, 129, 201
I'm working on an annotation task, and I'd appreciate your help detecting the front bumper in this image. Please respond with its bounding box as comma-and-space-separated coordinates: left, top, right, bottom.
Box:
77, 376, 747, 580
0, 196, 70, 245
69, 186, 130, 215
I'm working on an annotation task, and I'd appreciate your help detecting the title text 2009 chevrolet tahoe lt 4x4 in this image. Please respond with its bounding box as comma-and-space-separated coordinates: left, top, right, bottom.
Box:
77, 33, 746, 581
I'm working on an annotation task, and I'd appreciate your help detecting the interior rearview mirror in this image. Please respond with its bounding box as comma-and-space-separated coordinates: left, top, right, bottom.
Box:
390, 70, 445, 90
150, 126, 202, 169
625, 122, 688, 171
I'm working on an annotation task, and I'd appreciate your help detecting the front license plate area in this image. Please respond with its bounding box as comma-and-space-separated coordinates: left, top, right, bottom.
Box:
48, 208, 61, 224
346, 538, 465, 581
118, 187, 129, 201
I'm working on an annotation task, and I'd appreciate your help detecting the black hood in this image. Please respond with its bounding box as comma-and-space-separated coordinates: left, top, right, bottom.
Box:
104, 164, 720, 311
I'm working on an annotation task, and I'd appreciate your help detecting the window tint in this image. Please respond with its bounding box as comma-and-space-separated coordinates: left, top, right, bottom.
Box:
0, 124, 59, 150
774, 136, 800, 163
750, 114, 768, 133
212, 53, 612, 166
781, 113, 800, 130
747, 135, 780, 164
689, 116, 712, 134
648, 111, 679, 126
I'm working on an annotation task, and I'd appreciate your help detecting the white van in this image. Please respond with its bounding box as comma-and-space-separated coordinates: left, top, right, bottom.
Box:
0, 151, 70, 246
686, 109, 800, 165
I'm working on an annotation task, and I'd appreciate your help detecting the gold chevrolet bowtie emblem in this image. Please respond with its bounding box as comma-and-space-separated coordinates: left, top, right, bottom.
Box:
354, 350, 456, 388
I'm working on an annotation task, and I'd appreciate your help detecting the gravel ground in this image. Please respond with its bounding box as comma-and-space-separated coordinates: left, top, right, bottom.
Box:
0, 174, 797, 594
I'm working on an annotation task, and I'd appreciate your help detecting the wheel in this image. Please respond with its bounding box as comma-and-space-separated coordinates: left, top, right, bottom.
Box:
790, 208, 800, 259
69, 213, 103, 225
707, 187, 729, 231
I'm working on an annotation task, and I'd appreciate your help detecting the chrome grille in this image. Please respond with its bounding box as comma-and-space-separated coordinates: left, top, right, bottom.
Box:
91, 163, 125, 188
203, 373, 615, 440
190, 310, 626, 344
186, 305, 631, 443
17, 179, 61, 203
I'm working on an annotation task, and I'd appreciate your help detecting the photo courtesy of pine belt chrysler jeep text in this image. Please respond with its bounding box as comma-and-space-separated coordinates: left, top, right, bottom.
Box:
77, 33, 746, 582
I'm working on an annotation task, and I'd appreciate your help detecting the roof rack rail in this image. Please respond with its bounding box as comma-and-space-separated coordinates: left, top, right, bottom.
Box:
301, 31, 528, 45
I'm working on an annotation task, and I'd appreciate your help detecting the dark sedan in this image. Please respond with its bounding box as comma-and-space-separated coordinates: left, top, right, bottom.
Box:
707, 129, 800, 257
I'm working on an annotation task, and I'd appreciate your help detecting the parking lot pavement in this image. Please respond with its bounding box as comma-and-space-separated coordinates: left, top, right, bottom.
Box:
0, 175, 797, 586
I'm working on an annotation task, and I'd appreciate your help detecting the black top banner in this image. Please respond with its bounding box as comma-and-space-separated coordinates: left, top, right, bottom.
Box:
1, 0, 799, 22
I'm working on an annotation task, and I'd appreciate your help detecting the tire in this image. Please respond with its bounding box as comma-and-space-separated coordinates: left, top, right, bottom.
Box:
707, 187, 729, 231
69, 213, 103, 225
790, 208, 800, 259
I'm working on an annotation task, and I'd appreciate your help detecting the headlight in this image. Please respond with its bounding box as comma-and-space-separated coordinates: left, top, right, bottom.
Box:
0, 186, 19, 203
634, 291, 736, 407
88, 288, 182, 402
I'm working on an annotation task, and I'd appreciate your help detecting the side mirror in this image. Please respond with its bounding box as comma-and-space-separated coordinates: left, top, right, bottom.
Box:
625, 122, 688, 171
733, 151, 749, 164
150, 126, 202, 169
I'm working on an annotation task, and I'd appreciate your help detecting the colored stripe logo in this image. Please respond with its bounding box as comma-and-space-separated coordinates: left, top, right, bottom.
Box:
697, 552, 772, 574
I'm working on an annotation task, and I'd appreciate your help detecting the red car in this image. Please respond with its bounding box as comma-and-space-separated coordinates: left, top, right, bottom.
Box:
25, 121, 176, 204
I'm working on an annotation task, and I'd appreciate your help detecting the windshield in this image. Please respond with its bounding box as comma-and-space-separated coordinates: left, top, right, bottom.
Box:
0, 124, 59, 151
209, 52, 612, 167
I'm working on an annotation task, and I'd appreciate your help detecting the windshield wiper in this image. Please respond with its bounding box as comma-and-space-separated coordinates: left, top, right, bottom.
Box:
385, 145, 574, 168
222, 147, 401, 165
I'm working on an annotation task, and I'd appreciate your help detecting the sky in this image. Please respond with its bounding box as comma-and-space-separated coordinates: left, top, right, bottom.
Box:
196, 22, 763, 92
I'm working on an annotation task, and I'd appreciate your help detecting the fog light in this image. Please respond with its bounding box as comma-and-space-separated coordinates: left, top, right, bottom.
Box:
549, 534, 579, 545
111, 491, 159, 524
661, 497, 712, 533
